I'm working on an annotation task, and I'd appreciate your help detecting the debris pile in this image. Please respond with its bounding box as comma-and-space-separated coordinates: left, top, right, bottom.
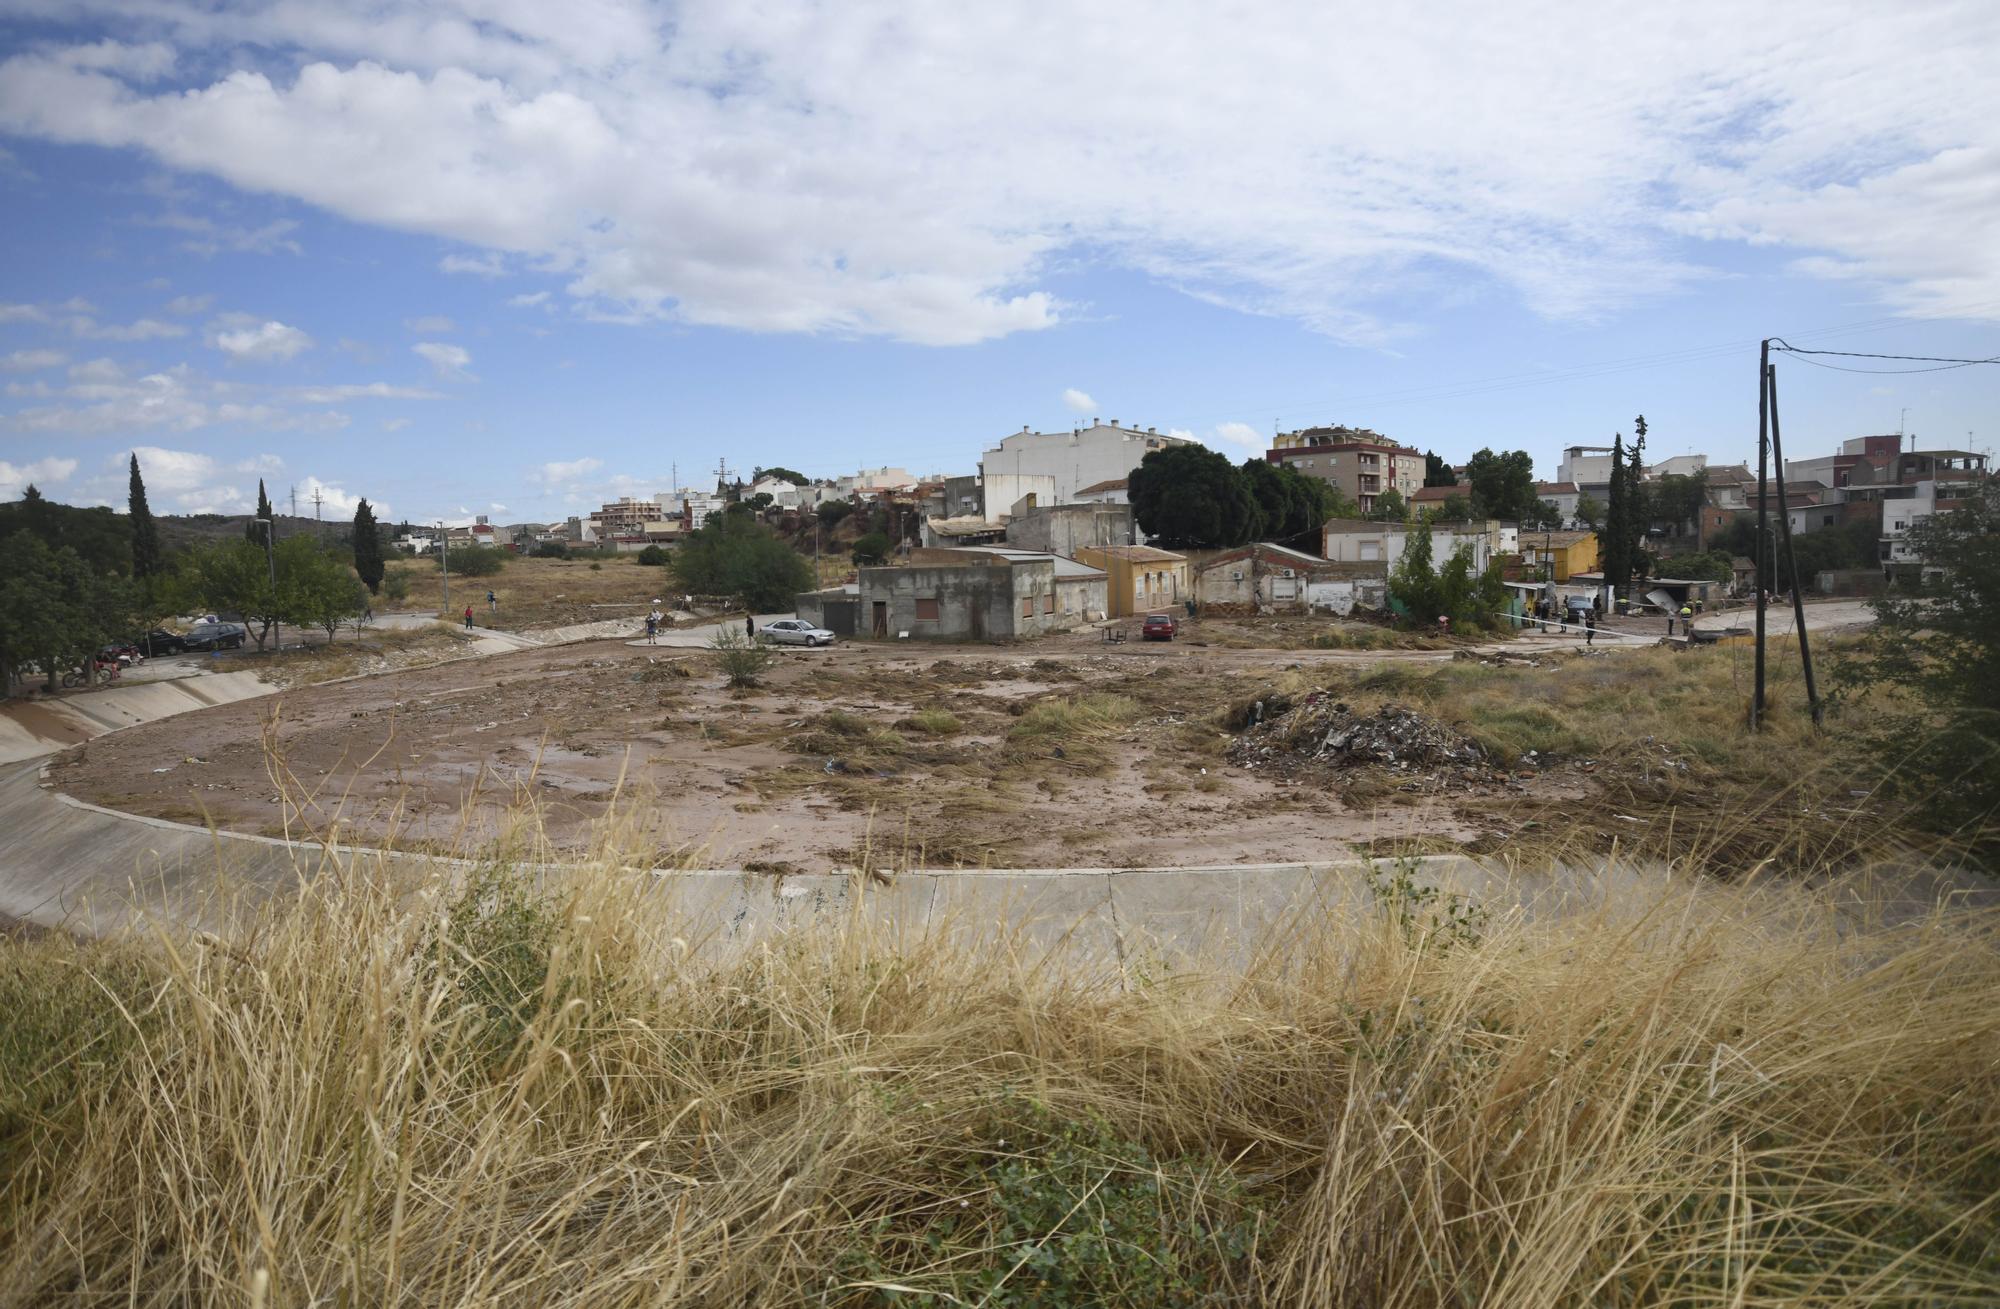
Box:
1229, 696, 1487, 775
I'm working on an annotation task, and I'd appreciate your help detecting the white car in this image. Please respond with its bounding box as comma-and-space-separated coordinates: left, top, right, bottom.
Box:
758, 618, 837, 647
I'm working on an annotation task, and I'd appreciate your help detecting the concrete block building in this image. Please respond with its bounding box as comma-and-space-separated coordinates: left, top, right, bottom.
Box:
795, 548, 1106, 640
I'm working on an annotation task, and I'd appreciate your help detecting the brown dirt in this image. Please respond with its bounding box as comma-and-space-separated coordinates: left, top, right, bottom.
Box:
48, 636, 1512, 871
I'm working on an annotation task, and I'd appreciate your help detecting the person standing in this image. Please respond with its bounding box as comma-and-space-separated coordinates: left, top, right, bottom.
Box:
1584, 606, 1597, 646
464, 604, 474, 629
487, 589, 497, 613
745, 614, 756, 640
644, 612, 657, 644
1678, 603, 1693, 639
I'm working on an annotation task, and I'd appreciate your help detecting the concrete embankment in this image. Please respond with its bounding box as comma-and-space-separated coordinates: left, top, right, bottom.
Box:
0, 672, 273, 765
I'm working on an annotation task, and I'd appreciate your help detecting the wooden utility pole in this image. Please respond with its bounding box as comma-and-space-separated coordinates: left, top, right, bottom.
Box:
1765, 363, 1823, 727
1753, 339, 1769, 729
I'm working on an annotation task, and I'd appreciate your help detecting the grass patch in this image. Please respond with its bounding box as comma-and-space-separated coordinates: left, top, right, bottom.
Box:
0, 853, 1993, 1303
898, 708, 962, 736
1008, 692, 1141, 741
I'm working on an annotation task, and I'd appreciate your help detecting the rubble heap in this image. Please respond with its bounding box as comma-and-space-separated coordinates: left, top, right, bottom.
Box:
1228, 695, 1486, 773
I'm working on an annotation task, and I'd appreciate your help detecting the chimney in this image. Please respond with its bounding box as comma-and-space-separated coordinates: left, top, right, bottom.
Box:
1111, 419, 1120, 428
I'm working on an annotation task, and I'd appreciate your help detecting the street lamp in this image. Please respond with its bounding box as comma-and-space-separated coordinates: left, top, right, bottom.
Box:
254, 516, 279, 652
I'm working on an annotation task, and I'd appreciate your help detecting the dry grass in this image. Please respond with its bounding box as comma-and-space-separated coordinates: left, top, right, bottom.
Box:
382, 555, 668, 631
253, 624, 479, 688
0, 837, 1993, 1306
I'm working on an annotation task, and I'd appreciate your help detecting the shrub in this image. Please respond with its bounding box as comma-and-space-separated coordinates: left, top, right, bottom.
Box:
1010, 693, 1140, 740
707, 623, 772, 688
672, 513, 813, 611
530, 540, 569, 559
381, 568, 411, 603
635, 545, 669, 566
440, 543, 507, 577
901, 708, 962, 736
850, 531, 891, 566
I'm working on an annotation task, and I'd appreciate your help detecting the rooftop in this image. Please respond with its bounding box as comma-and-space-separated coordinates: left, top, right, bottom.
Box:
944, 546, 1107, 578
1075, 477, 1129, 496
925, 515, 1005, 538
1077, 544, 1188, 563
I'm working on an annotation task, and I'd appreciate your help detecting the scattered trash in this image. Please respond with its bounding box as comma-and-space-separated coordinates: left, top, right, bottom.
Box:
1229, 697, 1486, 776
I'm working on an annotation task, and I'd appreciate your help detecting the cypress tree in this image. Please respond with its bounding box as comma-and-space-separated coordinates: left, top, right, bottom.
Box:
128, 453, 162, 578
1603, 434, 1629, 594
247, 480, 275, 546
1624, 417, 1648, 580
352, 499, 385, 594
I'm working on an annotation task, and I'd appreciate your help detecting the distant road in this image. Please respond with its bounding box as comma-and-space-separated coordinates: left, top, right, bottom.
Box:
1692, 599, 1879, 638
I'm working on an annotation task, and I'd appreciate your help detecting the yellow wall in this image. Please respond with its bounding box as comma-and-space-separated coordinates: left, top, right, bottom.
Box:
1075, 549, 1189, 617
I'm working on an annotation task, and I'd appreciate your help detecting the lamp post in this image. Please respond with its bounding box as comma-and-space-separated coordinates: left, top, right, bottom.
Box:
254, 516, 279, 652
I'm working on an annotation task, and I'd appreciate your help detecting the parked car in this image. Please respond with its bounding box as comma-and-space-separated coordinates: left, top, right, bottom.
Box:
134, 629, 188, 657
183, 621, 247, 651
1141, 613, 1177, 641
758, 618, 837, 647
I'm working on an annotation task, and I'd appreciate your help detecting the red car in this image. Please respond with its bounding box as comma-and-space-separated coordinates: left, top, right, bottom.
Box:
1141, 613, 1177, 641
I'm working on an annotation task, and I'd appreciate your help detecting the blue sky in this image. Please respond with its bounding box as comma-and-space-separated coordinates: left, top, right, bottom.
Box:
1, 1, 1996, 525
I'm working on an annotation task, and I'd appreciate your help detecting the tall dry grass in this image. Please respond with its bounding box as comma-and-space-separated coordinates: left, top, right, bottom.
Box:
1, 844, 1996, 1306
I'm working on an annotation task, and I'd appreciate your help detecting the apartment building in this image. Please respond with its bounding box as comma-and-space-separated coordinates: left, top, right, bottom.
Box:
980, 419, 1193, 510
1264, 425, 1422, 513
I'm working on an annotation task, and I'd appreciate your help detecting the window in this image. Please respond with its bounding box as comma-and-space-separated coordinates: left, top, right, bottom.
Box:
1022, 595, 1034, 619
915, 598, 941, 621
1043, 592, 1055, 614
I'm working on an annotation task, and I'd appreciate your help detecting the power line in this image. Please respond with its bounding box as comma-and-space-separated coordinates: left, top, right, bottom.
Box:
1768, 341, 2000, 374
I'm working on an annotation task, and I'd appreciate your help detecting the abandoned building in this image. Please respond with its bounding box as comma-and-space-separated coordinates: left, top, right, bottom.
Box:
794, 547, 1107, 640
1191, 543, 1378, 613
1072, 544, 1190, 617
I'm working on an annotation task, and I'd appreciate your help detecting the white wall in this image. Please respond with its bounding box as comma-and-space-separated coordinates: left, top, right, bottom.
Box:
980, 421, 1193, 505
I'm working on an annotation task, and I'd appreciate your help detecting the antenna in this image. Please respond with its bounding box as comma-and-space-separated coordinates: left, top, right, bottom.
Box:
289, 485, 297, 519
311, 486, 324, 538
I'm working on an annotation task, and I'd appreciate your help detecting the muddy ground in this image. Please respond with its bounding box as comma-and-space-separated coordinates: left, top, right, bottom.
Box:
49, 630, 1611, 868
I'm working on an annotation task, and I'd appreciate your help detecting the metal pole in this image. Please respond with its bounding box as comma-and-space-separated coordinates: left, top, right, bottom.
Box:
1753, 339, 1769, 729
1765, 364, 1823, 728
438, 521, 450, 615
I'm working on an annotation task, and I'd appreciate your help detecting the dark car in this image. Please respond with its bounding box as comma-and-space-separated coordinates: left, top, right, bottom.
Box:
1141, 613, 1177, 641
183, 621, 247, 651
135, 629, 188, 657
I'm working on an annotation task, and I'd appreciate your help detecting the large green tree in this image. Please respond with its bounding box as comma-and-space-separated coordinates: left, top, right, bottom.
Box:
1130, 446, 1258, 548
1574, 491, 1606, 530
0, 534, 134, 692
671, 511, 815, 610
1423, 451, 1457, 487
1603, 435, 1631, 594
128, 454, 162, 580
1462, 448, 1539, 522
351, 499, 385, 594
0, 485, 132, 575
1367, 486, 1407, 521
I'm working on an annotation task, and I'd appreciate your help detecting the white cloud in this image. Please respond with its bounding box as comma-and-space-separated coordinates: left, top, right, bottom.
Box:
113, 446, 263, 513
440, 252, 507, 278
534, 456, 603, 486
286, 381, 440, 403
1060, 388, 1096, 415
1, 349, 66, 372
413, 341, 473, 380
403, 314, 455, 332
507, 291, 550, 307
68, 357, 125, 386
296, 474, 384, 519
5, 364, 350, 435
0, 4, 1996, 345
489, 502, 507, 512
0, 303, 49, 324
0, 456, 79, 498
145, 210, 301, 257
1210, 421, 1267, 453
381, 416, 411, 432
69, 315, 186, 341
164, 293, 213, 315
213, 319, 314, 361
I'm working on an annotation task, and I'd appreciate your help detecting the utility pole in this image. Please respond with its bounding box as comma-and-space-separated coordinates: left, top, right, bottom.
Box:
1753, 339, 1769, 729
311, 487, 324, 540
1765, 363, 1823, 727
438, 521, 450, 615
290, 485, 298, 520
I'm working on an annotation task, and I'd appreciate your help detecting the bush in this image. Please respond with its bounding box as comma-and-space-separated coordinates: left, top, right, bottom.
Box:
671, 513, 814, 611
850, 532, 891, 566
381, 568, 411, 603
707, 624, 773, 688
530, 540, 569, 559
440, 543, 508, 577
900, 708, 962, 736
816, 499, 853, 528
635, 545, 670, 566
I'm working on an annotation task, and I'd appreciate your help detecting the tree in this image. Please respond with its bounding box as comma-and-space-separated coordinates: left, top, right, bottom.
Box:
440, 543, 508, 577
1366, 487, 1407, 522
0, 535, 133, 693
1462, 448, 1539, 522
1423, 451, 1457, 487
754, 467, 807, 486
351, 499, 385, 594
671, 511, 815, 610
531, 540, 569, 559
291, 545, 366, 642
1574, 492, 1606, 531
1524, 500, 1565, 531
1, 484, 132, 576
1840, 482, 2000, 842
1387, 516, 1506, 631
851, 532, 892, 565
248, 480, 274, 546
816, 499, 853, 528
1620, 418, 1649, 583
128, 454, 162, 580
1647, 470, 1706, 536
1602, 435, 1631, 595
1130, 445, 1258, 548
1436, 492, 1475, 523
636, 544, 670, 566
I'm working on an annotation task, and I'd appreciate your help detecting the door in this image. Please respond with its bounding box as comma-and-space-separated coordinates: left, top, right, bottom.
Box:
872, 601, 888, 638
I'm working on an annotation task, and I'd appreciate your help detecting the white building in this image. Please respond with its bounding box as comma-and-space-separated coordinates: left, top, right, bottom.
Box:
1557, 446, 1617, 487
749, 475, 802, 508
1649, 453, 1709, 479
980, 419, 1193, 510
1321, 518, 1504, 574
1074, 477, 1129, 505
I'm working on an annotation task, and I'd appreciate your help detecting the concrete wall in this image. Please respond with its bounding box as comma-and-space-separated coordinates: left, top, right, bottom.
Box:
1004, 503, 1136, 556
1055, 575, 1109, 623
980, 421, 1192, 505
853, 560, 1024, 639
981, 473, 1057, 523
